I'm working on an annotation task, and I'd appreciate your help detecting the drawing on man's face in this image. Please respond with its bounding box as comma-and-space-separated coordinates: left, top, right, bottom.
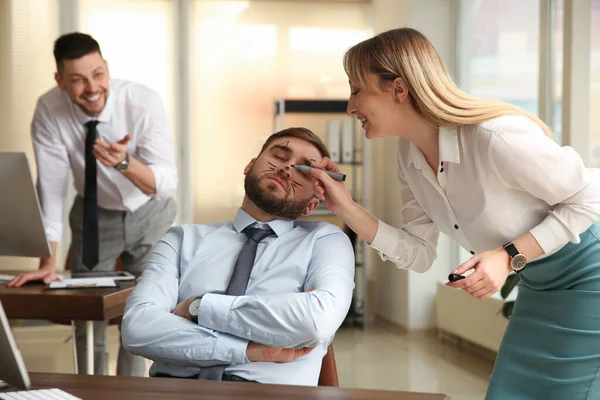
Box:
245, 163, 313, 220
255, 145, 313, 196
256, 161, 277, 176
270, 143, 317, 166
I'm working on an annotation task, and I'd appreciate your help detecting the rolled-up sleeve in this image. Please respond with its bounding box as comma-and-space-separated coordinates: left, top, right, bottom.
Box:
369, 161, 440, 273
490, 119, 600, 254
137, 92, 178, 200
122, 226, 249, 367
31, 99, 70, 242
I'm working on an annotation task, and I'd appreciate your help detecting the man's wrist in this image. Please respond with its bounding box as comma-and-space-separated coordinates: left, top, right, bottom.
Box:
115, 152, 130, 171
188, 296, 202, 324
39, 262, 55, 271
245, 342, 257, 362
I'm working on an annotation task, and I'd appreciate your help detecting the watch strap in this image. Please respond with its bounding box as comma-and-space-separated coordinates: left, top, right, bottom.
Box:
503, 242, 519, 258
189, 296, 202, 324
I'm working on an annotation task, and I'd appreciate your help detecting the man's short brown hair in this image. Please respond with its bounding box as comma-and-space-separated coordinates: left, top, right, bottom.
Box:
259, 127, 330, 159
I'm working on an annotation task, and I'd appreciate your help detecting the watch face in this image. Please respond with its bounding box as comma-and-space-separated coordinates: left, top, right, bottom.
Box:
511, 254, 527, 271
188, 298, 200, 316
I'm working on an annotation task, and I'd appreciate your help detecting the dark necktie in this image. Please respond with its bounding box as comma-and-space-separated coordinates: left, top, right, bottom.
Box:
82, 120, 99, 269
197, 225, 274, 381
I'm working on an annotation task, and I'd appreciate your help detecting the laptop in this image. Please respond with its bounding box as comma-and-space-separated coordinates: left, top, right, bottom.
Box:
0, 300, 80, 399
0, 152, 51, 258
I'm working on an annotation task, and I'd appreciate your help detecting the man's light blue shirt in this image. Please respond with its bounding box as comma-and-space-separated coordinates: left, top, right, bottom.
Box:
122, 208, 355, 386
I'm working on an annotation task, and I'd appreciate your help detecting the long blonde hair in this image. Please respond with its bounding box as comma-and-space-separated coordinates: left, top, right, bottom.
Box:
344, 28, 553, 137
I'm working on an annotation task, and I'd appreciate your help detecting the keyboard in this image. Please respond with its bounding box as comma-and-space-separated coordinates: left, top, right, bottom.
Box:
0, 388, 81, 399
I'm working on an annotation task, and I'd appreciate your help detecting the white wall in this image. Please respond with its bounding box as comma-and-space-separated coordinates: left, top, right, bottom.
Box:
371, 0, 459, 330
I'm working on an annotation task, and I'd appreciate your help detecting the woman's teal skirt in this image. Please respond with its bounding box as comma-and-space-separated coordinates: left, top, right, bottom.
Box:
486, 222, 600, 399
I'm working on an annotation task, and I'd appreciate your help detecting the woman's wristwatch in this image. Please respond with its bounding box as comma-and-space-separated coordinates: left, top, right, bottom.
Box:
503, 242, 527, 272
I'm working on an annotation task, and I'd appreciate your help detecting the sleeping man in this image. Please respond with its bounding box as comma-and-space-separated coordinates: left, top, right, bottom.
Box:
121, 127, 355, 385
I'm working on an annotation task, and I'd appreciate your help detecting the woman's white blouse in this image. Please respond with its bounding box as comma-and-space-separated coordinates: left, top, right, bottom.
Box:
369, 115, 600, 273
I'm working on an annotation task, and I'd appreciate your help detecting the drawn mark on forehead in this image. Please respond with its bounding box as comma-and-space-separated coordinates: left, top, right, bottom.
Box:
272, 143, 317, 165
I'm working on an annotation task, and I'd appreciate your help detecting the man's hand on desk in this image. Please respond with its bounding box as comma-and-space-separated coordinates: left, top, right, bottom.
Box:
246, 342, 316, 363
6, 265, 58, 287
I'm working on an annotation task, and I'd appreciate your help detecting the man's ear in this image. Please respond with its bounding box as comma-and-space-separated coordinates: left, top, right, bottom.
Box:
105, 60, 110, 78
302, 198, 320, 216
392, 77, 409, 104
55, 71, 65, 91
244, 158, 257, 175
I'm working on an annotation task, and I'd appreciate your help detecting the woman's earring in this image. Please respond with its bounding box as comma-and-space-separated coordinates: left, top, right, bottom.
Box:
395, 97, 400, 104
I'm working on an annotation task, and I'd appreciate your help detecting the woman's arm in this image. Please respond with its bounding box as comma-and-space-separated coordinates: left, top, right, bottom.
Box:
309, 156, 439, 273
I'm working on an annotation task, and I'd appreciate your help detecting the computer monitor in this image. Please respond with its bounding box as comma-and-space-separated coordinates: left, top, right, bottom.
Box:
0, 153, 51, 258
0, 300, 30, 390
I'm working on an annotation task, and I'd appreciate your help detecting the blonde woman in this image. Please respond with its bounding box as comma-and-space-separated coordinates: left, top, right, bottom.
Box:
309, 28, 600, 399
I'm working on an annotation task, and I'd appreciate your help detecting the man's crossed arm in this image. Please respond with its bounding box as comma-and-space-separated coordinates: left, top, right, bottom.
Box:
121, 226, 355, 367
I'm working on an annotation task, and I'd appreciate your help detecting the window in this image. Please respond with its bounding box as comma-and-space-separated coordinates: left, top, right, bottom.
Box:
589, 0, 600, 167
190, 0, 370, 223
77, 0, 183, 221
458, 0, 541, 115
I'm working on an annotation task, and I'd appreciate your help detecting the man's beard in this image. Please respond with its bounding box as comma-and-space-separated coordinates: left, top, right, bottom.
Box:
244, 167, 312, 220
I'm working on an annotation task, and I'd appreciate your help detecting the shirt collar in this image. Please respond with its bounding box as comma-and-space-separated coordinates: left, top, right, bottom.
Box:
407, 125, 460, 169
69, 80, 115, 126
438, 125, 460, 164
232, 208, 293, 237
406, 141, 424, 169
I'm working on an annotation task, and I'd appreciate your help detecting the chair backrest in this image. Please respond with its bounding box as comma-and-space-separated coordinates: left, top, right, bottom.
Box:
318, 344, 339, 387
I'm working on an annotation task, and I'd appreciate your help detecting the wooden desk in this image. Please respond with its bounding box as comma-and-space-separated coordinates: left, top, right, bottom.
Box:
0, 271, 135, 374
3, 373, 451, 400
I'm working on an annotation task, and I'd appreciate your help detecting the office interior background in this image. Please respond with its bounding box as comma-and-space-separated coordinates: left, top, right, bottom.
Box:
0, 0, 599, 398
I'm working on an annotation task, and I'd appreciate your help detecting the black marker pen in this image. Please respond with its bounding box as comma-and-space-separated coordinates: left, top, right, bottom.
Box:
448, 273, 466, 282
292, 165, 346, 181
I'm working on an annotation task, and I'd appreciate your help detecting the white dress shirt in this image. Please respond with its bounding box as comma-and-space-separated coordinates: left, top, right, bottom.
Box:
32, 79, 178, 242
370, 115, 600, 273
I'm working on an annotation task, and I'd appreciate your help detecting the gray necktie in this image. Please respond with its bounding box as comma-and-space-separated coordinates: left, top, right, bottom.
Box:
197, 225, 274, 381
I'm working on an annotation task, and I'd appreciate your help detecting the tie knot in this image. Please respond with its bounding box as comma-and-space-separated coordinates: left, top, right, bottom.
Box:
243, 226, 273, 243
85, 120, 99, 130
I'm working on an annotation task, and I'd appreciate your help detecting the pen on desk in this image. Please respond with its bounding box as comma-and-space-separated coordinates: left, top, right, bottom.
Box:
448, 273, 466, 282
292, 165, 346, 182
65, 284, 97, 288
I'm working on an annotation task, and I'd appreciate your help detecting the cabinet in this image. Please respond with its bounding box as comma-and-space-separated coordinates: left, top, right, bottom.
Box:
273, 98, 368, 327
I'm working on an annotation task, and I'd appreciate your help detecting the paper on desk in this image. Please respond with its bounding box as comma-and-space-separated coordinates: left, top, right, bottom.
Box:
48, 277, 117, 289
0, 274, 16, 281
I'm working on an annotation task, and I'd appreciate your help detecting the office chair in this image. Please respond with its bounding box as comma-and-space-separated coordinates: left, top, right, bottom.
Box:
318, 344, 339, 387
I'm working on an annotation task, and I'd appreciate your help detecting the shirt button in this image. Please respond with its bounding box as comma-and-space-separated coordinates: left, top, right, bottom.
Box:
185, 351, 191, 358
440, 168, 444, 173
227, 353, 233, 359
454, 224, 459, 229
246, 330, 252, 337
470, 251, 475, 255
209, 320, 215, 326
